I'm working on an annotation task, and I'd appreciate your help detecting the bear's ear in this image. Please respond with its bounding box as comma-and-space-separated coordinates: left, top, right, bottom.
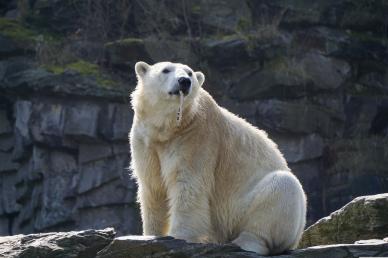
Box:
135, 61, 150, 77
195, 71, 205, 87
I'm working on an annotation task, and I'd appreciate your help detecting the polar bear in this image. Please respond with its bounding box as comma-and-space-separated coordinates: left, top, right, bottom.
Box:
129, 61, 307, 255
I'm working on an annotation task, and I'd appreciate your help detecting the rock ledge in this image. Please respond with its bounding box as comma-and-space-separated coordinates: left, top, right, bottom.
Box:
1, 229, 388, 258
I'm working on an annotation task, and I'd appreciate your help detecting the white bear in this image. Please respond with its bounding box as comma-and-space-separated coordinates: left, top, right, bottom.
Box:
129, 61, 307, 255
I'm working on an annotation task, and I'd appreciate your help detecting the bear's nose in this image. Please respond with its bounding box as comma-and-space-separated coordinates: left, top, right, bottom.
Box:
178, 77, 191, 94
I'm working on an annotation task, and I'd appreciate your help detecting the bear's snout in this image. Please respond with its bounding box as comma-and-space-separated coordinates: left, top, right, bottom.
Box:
168, 77, 192, 96
178, 77, 191, 95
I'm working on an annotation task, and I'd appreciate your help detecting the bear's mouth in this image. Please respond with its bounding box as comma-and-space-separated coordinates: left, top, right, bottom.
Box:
169, 89, 189, 96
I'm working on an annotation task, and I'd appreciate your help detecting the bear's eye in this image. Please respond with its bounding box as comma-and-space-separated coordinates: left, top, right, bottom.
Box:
162, 68, 170, 74
188, 71, 193, 77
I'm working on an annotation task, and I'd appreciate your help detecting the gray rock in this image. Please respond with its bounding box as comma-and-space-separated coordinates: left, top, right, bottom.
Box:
0, 135, 14, 152
359, 71, 388, 94
0, 216, 8, 236
112, 143, 129, 156
144, 37, 198, 65
75, 179, 135, 209
98, 104, 116, 140
77, 154, 128, 194
96, 235, 388, 258
78, 143, 113, 164
230, 53, 350, 101
256, 100, 344, 137
30, 146, 48, 180
290, 160, 323, 225
274, 133, 324, 163
230, 61, 308, 100
325, 137, 388, 203
218, 99, 257, 121
291, 241, 388, 258
0, 229, 388, 258
300, 193, 388, 248
13, 101, 32, 142
12, 101, 32, 161
64, 102, 100, 140
30, 102, 65, 140
104, 38, 151, 68
16, 183, 42, 227
291, 27, 350, 56
0, 228, 115, 258
111, 104, 132, 141
200, 0, 252, 33
0, 180, 2, 215
1, 172, 21, 214
0, 110, 12, 135
300, 52, 351, 90
2, 68, 127, 101
99, 103, 133, 141
0, 35, 19, 58
344, 97, 382, 137
202, 37, 250, 67
0, 152, 19, 173
32, 150, 78, 230
0, 57, 35, 81
77, 205, 141, 236
96, 236, 240, 258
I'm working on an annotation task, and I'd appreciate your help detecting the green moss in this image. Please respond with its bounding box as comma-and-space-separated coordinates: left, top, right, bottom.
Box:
44, 60, 116, 88
0, 17, 37, 42
45, 65, 65, 74
191, 4, 201, 14
105, 38, 143, 48
237, 17, 251, 32
0, 17, 58, 43
67, 61, 99, 76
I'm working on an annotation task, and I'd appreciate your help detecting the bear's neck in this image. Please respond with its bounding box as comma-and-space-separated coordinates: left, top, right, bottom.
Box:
131, 88, 199, 139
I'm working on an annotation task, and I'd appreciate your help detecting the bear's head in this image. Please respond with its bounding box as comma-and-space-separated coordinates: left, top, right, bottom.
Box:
134, 61, 205, 104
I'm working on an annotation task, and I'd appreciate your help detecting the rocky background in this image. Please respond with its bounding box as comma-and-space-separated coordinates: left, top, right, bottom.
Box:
0, 0, 387, 237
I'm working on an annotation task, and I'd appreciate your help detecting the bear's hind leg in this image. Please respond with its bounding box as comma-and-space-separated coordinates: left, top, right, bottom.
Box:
233, 170, 306, 255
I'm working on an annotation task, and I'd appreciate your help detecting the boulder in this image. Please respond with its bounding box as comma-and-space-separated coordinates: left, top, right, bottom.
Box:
144, 37, 198, 65
0, 228, 115, 258
274, 133, 324, 163
201, 37, 250, 67
256, 100, 345, 137
324, 137, 388, 211
300, 193, 388, 248
230, 53, 350, 100
104, 38, 151, 69
2, 68, 127, 101
199, 0, 252, 33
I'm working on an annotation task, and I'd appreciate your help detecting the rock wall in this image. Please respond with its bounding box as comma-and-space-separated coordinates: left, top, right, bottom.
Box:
1, 0, 388, 235
0, 86, 141, 236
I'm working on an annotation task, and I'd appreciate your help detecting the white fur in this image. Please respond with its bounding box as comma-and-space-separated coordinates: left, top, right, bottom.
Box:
130, 61, 307, 255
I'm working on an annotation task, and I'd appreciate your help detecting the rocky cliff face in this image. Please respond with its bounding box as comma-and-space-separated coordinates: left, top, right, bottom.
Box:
0, 0, 388, 236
